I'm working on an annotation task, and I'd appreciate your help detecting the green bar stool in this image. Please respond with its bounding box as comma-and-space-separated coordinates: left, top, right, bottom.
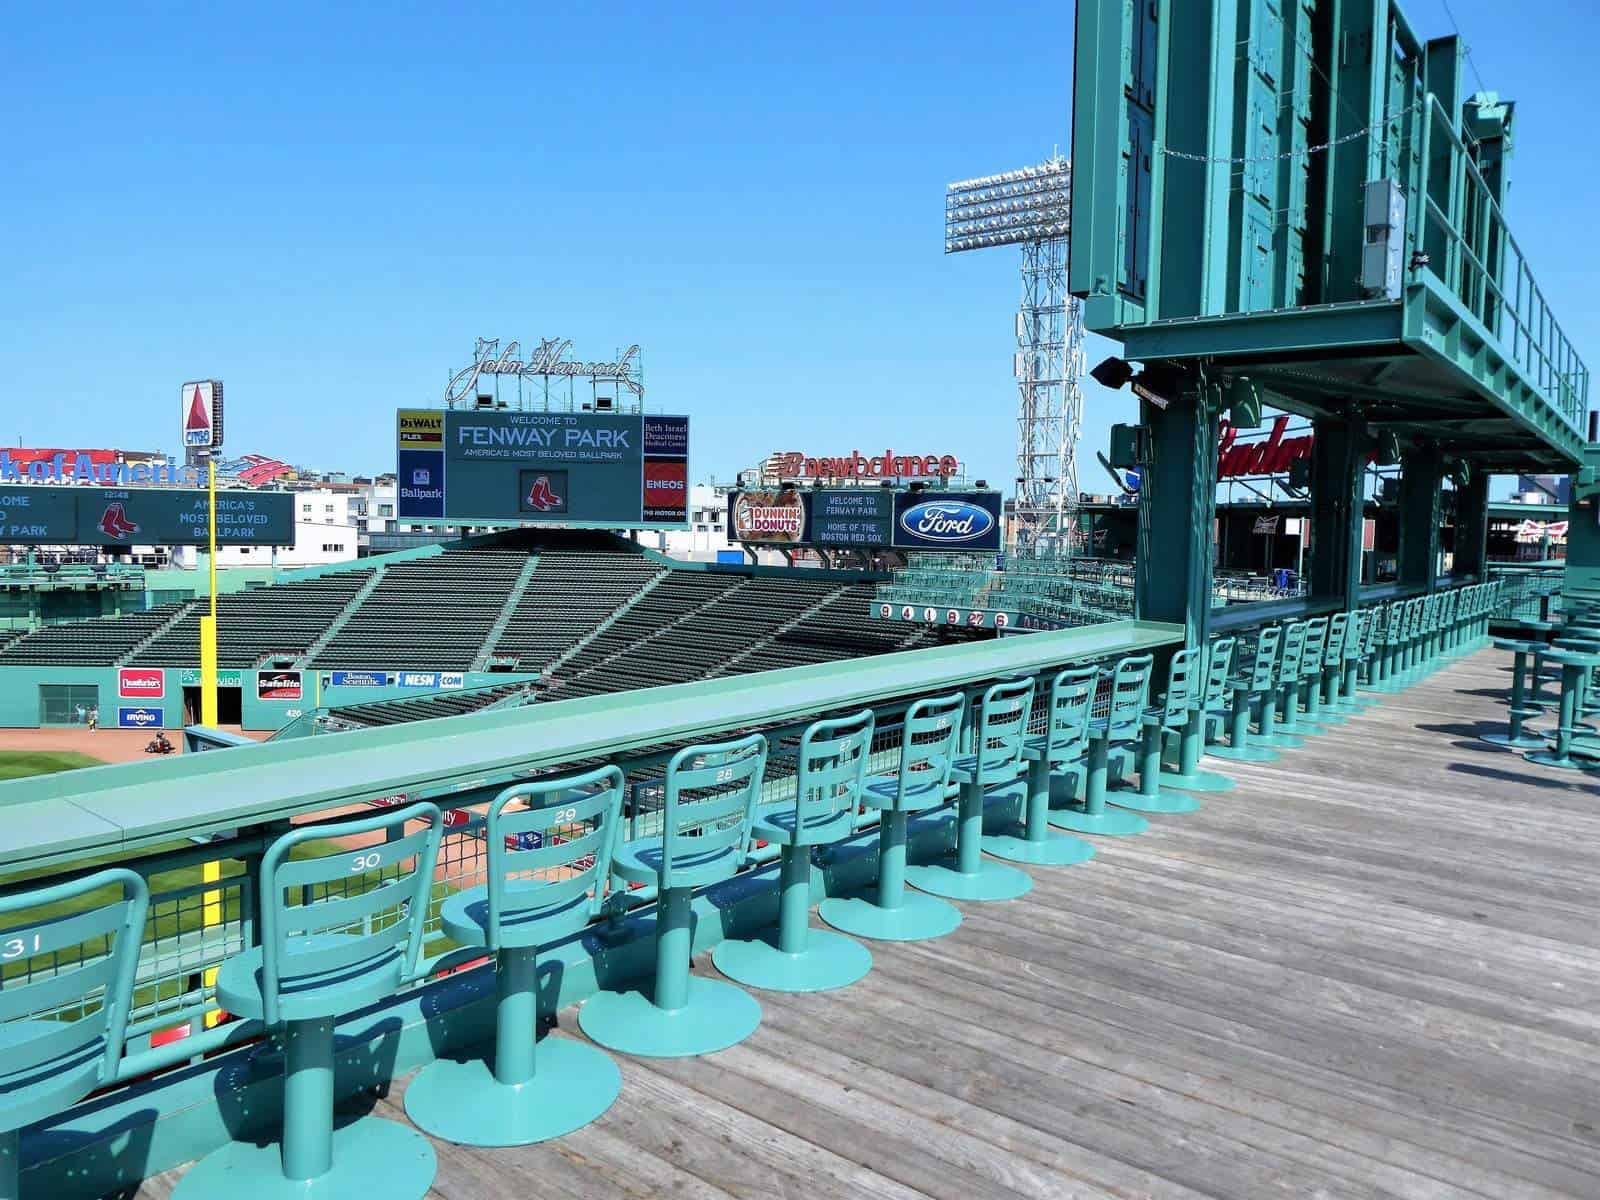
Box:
1482, 638, 1548, 749
1315, 614, 1354, 718
1524, 647, 1600, 770
906, 678, 1035, 900
0, 869, 148, 1200
404, 765, 625, 1146
1208, 626, 1281, 763
1366, 601, 1397, 690
714, 710, 875, 992
1272, 622, 1317, 740
1048, 655, 1152, 837
1296, 617, 1334, 728
820, 693, 966, 942
984, 666, 1098, 866
579, 733, 766, 1057
1162, 637, 1237, 793
1338, 609, 1377, 711
1110, 648, 1202, 815
173, 803, 444, 1200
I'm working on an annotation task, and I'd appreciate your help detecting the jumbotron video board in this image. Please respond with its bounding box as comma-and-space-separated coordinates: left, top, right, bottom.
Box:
728, 488, 1002, 551
0, 485, 294, 545
396, 409, 689, 527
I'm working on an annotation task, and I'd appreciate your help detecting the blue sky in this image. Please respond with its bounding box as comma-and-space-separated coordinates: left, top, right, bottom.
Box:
1, 1, 1592, 494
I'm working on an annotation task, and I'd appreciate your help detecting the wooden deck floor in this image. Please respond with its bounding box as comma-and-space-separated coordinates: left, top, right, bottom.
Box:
146, 648, 1600, 1199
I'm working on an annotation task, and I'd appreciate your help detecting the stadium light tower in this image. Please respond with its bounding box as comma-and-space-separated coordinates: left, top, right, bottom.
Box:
945, 156, 1085, 553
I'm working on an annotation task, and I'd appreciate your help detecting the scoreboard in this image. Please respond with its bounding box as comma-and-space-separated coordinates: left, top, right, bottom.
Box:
0, 486, 294, 546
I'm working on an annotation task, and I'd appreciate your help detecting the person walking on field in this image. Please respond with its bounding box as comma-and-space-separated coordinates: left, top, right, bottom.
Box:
87, 706, 99, 732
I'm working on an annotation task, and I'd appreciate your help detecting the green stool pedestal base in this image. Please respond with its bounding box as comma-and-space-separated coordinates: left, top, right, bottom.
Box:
817, 889, 962, 942
711, 927, 871, 993
980, 822, 1095, 866
905, 855, 1032, 901
1523, 749, 1594, 771
1206, 742, 1278, 763
1255, 731, 1305, 749
1107, 787, 1202, 815
1479, 730, 1548, 750
403, 1036, 620, 1147
173, 1115, 435, 1200
578, 976, 760, 1058
1047, 805, 1148, 836
1158, 767, 1235, 794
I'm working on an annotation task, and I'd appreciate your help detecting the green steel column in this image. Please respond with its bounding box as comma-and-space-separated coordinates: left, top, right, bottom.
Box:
1135, 383, 1219, 648
1308, 418, 1365, 607
1564, 444, 1600, 595
775, 846, 811, 956
653, 886, 693, 1013
877, 812, 909, 909
1398, 447, 1444, 589
1454, 471, 1489, 580
494, 946, 537, 1086
281, 1016, 336, 1181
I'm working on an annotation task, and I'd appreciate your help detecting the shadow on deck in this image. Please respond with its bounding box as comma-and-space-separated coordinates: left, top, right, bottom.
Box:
142, 648, 1600, 1199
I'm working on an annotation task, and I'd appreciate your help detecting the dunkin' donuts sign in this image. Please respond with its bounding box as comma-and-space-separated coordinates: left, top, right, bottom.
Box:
731, 490, 807, 543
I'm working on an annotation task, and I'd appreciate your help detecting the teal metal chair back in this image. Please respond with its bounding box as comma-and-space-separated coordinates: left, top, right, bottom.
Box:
260, 802, 443, 1025
659, 732, 768, 890
1324, 614, 1348, 668
1278, 622, 1307, 684
1353, 609, 1374, 658
1040, 665, 1098, 761
1203, 638, 1236, 710
779, 709, 875, 846
1103, 653, 1154, 738
0, 869, 148, 1132
484, 765, 626, 950
886, 691, 966, 807
1248, 625, 1282, 691
969, 677, 1035, 786
1302, 618, 1328, 677
1154, 647, 1203, 725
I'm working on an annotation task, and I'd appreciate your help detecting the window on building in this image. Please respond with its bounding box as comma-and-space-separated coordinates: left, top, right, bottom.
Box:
321, 543, 345, 553
301, 503, 311, 513
378, 503, 394, 517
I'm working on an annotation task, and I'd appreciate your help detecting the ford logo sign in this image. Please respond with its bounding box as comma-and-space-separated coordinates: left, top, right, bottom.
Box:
899, 500, 995, 543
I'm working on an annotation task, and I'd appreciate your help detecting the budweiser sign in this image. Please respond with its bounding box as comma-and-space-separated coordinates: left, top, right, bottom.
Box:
766, 449, 960, 481
1217, 416, 1313, 478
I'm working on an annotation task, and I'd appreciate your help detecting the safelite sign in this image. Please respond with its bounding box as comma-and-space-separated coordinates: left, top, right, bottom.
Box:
118, 668, 164, 699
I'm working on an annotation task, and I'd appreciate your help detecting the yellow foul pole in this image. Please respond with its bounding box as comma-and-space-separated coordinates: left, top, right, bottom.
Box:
200, 453, 222, 1024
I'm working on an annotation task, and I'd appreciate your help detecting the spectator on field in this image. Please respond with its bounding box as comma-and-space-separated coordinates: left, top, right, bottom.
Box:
75, 703, 86, 725
87, 706, 99, 732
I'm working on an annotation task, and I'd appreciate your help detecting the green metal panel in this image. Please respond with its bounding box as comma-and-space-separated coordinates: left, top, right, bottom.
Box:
1398, 446, 1443, 586
1133, 388, 1219, 646
1307, 418, 1365, 606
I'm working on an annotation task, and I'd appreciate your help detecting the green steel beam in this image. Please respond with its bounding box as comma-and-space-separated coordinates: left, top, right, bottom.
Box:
1454, 470, 1490, 578
1307, 417, 1366, 607
1134, 383, 1218, 646
1398, 446, 1444, 587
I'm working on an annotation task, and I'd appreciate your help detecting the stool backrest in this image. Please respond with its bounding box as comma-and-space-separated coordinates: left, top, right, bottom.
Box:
1105, 653, 1154, 738
1248, 625, 1282, 691
1157, 647, 1203, 723
485, 764, 626, 950
789, 708, 875, 832
1302, 618, 1328, 674
893, 691, 966, 805
261, 802, 443, 1026
1278, 622, 1306, 684
1040, 666, 1098, 760
1356, 608, 1376, 656
1324, 614, 1348, 667
660, 732, 768, 890
0, 868, 148, 1126
1203, 638, 1236, 709
970, 677, 1035, 786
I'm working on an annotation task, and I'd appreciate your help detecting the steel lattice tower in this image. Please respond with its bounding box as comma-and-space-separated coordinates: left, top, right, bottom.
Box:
946, 157, 1082, 552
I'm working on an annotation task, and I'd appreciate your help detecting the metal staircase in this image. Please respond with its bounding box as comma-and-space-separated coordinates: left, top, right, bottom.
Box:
115, 601, 199, 667
471, 555, 541, 671
295, 565, 386, 669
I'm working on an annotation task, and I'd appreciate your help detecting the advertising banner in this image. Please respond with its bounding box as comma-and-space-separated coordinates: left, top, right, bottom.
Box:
728, 488, 1002, 551
117, 706, 163, 729
0, 485, 293, 546
396, 409, 690, 527
118, 668, 165, 699
256, 670, 303, 701
330, 671, 390, 688
180, 668, 243, 687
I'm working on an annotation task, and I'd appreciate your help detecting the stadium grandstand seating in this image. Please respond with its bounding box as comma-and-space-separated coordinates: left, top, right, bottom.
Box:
0, 601, 193, 665
132, 571, 374, 668
311, 550, 529, 671
489, 550, 665, 669
717, 582, 934, 673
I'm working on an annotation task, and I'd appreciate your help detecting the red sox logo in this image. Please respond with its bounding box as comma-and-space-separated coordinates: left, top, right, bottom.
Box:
98, 503, 140, 539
